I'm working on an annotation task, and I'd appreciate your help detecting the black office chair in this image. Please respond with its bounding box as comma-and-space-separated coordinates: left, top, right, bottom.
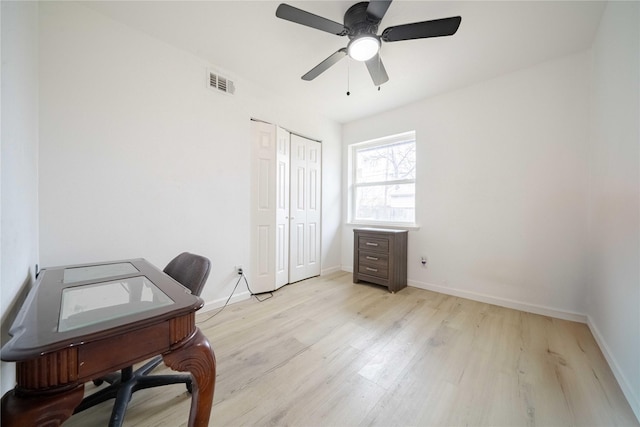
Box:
74, 252, 211, 427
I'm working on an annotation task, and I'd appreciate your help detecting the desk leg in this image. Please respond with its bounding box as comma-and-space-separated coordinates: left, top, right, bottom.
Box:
163, 328, 216, 427
1, 384, 84, 427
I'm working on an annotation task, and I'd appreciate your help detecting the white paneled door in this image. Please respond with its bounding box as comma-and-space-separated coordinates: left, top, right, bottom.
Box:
275, 126, 290, 289
289, 134, 321, 283
250, 121, 277, 294
251, 121, 321, 293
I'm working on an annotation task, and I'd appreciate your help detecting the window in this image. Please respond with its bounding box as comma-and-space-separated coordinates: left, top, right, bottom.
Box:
349, 131, 416, 225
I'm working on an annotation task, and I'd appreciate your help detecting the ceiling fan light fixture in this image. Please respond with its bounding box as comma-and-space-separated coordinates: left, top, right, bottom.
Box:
347, 35, 380, 61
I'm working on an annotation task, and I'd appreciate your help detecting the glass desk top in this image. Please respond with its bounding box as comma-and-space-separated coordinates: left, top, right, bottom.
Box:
1, 258, 204, 361
63, 262, 139, 284
59, 276, 173, 332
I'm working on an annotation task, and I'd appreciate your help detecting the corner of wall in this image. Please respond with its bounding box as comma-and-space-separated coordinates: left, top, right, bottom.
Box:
1, 0, 40, 396
587, 316, 640, 421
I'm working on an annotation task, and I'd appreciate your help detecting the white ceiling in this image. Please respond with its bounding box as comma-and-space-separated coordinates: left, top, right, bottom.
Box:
81, 1, 605, 123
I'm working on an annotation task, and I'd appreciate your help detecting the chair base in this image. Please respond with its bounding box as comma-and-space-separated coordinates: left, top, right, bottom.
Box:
74, 356, 192, 427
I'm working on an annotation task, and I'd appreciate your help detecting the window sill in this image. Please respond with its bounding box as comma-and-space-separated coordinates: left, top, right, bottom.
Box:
346, 222, 420, 231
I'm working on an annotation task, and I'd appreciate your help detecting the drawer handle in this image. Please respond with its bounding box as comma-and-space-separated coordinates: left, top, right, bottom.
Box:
365, 242, 379, 246
365, 267, 378, 272
365, 256, 379, 261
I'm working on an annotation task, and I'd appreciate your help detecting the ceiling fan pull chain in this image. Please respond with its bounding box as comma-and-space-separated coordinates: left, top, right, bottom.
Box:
346, 59, 351, 96
377, 49, 381, 92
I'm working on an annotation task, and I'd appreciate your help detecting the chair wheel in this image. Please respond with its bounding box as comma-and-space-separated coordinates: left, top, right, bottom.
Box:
93, 379, 104, 386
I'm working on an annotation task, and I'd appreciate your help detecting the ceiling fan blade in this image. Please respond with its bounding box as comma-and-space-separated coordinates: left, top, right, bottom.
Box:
276, 4, 347, 36
366, 0, 393, 21
365, 54, 389, 86
381, 16, 461, 42
302, 48, 347, 81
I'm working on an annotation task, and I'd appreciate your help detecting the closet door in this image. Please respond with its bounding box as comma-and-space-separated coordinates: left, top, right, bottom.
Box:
250, 121, 277, 293
289, 134, 322, 283
275, 127, 290, 289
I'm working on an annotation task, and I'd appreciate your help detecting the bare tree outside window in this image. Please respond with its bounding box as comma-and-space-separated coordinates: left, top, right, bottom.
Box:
351, 132, 416, 224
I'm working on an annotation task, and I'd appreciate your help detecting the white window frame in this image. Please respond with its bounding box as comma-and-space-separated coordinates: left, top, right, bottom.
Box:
348, 131, 417, 228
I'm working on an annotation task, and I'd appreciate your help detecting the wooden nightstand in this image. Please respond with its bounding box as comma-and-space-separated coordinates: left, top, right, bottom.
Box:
353, 228, 408, 293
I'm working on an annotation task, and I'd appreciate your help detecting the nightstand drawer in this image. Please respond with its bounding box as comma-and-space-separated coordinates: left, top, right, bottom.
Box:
358, 252, 389, 268
358, 236, 389, 252
359, 264, 388, 279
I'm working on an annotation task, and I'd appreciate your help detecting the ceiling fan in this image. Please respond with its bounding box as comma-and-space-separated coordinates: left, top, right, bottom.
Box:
275, 0, 462, 87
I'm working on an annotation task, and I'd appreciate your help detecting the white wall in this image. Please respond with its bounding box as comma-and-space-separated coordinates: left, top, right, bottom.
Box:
38, 2, 341, 311
343, 52, 591, 321
587, 1, 640, 419
0, 1, 40, 395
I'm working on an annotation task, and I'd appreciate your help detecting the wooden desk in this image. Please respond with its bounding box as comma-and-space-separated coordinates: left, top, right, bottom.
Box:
0, 259, 216, 427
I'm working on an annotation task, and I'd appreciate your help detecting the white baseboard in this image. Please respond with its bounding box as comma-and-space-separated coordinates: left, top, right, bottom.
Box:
587, 316, 640, 422
321, 265, 343, 275
202, 267, 345, 312
201, 267, 343, 314
201, 266, 345, 314
200, 290, 251, 314
408, 279, 587, 323
337, 267, 586, 322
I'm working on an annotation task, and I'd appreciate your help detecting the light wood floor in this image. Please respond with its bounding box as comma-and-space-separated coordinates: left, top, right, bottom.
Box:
67, 272, 638, 426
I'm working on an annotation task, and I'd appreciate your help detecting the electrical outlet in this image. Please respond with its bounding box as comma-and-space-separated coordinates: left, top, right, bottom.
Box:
421, 256, 427, 267
236, 265, 243, 275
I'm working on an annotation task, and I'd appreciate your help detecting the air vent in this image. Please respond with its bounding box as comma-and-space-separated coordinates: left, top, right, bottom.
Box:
208, 69, 235, 95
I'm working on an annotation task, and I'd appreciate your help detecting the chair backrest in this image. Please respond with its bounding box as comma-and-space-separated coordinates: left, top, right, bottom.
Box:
163, 252, 211, 296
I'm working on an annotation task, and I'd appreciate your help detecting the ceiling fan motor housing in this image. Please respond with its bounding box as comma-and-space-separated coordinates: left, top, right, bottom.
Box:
344, 2, 380, 39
